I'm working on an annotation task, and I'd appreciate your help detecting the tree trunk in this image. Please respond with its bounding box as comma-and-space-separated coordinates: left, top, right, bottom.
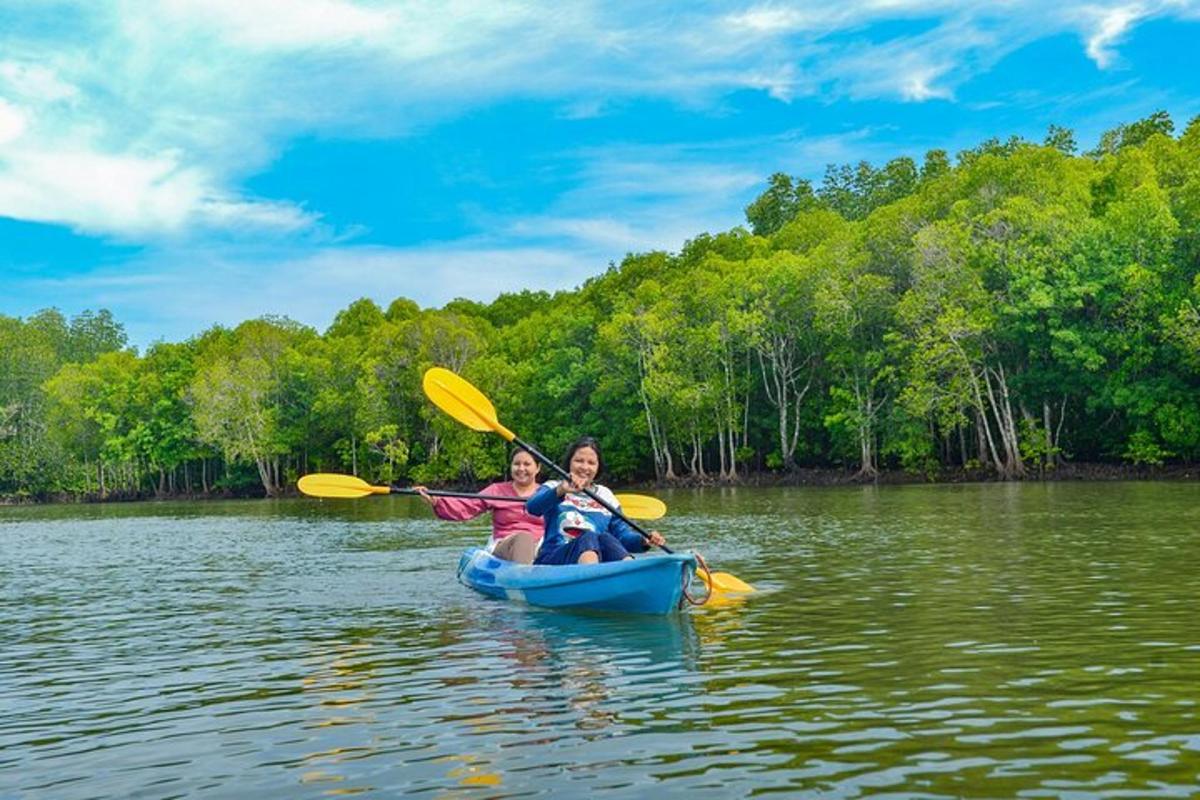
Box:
758, 338, 810, 470
855, 388, 877, 478
982, 363, 1024, 479
1054, 396, 1068, 464
727, 427, 739, 481
972, 414, 985, 469
715, 416, 727, 480
636, 349, 665, 482
255, 456, 274, 497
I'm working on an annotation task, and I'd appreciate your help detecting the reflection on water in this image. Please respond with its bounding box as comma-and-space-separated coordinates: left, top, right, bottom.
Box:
2, 482, 1199, 797
298, 641, 379, 795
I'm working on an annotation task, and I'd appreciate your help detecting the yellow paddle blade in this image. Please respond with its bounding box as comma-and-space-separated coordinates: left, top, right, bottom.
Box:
614, 493, 666, 521
700, 569, 755, 594
297, 473, 390, 499
423, 367, 516, 441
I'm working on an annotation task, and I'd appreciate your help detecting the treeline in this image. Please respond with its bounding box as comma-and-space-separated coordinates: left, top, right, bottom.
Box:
3, 112, 1200, 500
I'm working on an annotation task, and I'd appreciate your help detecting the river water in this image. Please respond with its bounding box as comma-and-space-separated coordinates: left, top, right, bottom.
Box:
2, 482, 1198, 798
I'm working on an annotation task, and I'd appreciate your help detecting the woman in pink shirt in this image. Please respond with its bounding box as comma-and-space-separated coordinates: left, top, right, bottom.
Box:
415, 448, 544, 563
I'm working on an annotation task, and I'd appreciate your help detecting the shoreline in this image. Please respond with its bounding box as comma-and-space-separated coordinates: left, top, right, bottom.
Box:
633, 461, 1200, 488
3, 462, 1197, 506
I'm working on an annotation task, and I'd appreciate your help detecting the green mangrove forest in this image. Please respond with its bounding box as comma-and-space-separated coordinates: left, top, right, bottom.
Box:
4, 112, 1200, 500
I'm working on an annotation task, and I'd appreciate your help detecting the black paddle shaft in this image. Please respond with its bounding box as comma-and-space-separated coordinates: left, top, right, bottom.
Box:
390, 487, 526, 503
513, 436, 673, 554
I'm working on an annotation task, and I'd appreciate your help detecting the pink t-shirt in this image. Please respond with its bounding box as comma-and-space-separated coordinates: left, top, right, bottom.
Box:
430, 481, 544, 542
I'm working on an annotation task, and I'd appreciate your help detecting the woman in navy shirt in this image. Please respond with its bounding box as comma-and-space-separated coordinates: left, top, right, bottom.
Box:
526, 436, 666, 565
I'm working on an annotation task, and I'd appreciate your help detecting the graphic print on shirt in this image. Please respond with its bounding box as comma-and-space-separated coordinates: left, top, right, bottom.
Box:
558, 510, 596, 539
556, 489, 607, 514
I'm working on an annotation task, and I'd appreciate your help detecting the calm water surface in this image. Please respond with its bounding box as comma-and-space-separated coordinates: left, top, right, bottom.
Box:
2, 483, 1198, 798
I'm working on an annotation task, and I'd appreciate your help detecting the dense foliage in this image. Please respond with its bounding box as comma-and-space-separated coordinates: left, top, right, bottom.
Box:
4, 114, 1200, 499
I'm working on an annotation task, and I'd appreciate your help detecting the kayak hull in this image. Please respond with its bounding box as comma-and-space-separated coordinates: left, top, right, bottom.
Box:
456, 548, 696, 614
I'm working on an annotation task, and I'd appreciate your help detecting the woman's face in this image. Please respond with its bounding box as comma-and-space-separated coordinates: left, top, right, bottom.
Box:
569, 446, 600, 485
510, 451, 539, 487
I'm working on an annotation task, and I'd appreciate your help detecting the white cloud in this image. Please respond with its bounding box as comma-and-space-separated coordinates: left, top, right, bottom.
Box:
10, 131, 897, 345
573, 156, 763, 203
726, 7, 815, 34
502, 129, 886, 254
509, 217, 647, 251
200, 198, 317, 233
0, 61, 81, 102
0, 0, 1196, 247
899, 65, 954, 102
0, 99, 27, 144
0, 47, 318, 239
156, 0, 392, 50
0, 144, 318, 238
1084, 5, 1144, 67
14, 242, 604, 345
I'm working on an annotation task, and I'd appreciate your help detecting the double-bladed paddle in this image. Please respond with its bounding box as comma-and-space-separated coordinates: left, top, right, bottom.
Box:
421, 367, 753, 594
297, 472, 667, 520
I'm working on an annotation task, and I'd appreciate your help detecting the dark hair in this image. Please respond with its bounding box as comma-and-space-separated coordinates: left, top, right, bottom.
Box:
562, 436, 604, 476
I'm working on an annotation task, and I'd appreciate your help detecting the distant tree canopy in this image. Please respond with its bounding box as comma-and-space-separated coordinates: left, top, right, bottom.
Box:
4, 111, 1200, 499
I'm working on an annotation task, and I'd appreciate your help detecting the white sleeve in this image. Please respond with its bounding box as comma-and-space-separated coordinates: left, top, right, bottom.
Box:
592, 484, 620, 509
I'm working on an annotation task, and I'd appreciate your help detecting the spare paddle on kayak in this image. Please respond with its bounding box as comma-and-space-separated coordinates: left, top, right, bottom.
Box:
421, 367, 753, 594
297, 473, 667, 520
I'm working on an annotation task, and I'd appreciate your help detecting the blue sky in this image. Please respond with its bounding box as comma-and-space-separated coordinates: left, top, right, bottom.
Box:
2, 1, 1199, 347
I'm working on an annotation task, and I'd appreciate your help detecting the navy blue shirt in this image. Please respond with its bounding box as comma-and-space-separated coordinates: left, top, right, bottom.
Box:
525, 481, 647, 557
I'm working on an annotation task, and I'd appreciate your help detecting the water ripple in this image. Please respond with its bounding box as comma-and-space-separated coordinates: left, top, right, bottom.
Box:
2, 484, 1199, 797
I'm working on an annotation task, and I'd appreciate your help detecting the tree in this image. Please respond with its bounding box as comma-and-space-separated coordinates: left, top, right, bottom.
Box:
746, 253, 823, 470
67, 309, 128, 363
1090, 110, 1174, 157
0, 313, 69, 496
745, 172, 819, 236
44, 351, 139, 496
326, 298, 385, 339
920, 149, 951, 183
815, 251, 897, 478
132, 341, 205, 495
900, 220, 1030, 478
1044, 125, 1077, 155
10, 114, 1200, 500
189, 318, 315, 496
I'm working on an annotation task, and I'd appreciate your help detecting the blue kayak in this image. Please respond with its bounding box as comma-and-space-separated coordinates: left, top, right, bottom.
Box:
456, 548, 698, 614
